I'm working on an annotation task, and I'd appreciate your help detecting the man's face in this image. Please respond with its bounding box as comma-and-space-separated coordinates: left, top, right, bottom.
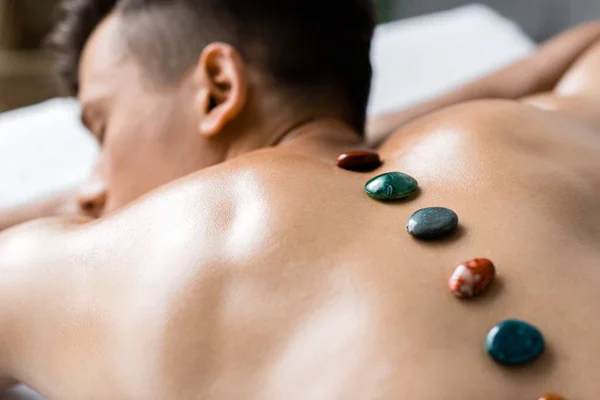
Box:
77, 14, 224, 216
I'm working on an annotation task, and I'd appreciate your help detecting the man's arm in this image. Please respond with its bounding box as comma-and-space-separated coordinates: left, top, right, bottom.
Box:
0, 189, 80, 232
367, 21, 600, 146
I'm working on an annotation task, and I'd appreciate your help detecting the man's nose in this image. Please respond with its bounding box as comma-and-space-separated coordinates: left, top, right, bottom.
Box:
77, 178, 107, 218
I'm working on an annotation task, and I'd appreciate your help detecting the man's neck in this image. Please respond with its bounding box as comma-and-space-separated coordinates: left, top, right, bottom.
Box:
224, 114, 365, 164
274, 118, 365, 163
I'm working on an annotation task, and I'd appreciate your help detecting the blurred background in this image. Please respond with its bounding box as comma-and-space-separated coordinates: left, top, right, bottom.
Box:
0, 0, 60, 112
1, 0, 600, 113
377, 0, 600, 40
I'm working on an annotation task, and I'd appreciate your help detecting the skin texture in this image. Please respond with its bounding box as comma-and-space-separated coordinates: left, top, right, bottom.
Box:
1, 15, 600, 400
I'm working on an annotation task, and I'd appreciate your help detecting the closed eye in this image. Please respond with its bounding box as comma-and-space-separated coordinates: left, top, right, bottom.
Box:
96, 125, 106, 145
80, 106, 106, 145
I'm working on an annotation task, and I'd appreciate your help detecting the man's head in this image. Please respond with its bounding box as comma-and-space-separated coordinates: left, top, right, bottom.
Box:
49, 0, 375, 215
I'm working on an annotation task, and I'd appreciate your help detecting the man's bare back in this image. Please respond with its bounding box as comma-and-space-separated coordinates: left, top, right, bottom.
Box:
2, 36, 600, 399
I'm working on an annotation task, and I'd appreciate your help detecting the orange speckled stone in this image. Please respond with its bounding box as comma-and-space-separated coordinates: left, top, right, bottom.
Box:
538, 394, 566, 400
449, 258, 496, 298
336, 150, 382, 172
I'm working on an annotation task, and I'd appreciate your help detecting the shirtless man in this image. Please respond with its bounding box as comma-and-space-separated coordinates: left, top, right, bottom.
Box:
0, 0, 600, 397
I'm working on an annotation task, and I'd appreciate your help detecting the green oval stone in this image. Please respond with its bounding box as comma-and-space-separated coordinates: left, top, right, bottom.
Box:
485, 320, 545, 366
365, 172, 418, 201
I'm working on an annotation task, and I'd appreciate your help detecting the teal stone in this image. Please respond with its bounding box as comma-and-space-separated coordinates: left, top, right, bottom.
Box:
406, 207, 459, 239
485, 320, 545, 366
365, 172, 418, 201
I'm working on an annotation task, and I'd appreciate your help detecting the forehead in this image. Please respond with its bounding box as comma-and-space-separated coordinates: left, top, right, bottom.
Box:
78, 12, 135, 104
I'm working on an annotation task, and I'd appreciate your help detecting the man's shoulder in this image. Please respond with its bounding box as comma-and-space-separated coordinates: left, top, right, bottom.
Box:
184, 148, 335, 197
219, 148, 323, 174
119, 148, 336, 233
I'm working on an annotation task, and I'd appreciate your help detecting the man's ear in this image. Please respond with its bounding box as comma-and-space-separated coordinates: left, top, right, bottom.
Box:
194, 43, 248, 137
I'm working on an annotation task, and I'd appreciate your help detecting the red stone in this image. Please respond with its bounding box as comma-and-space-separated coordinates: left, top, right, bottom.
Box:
449, 258, 496, 298
336, 150, 382, 172
538, 394, 566, 400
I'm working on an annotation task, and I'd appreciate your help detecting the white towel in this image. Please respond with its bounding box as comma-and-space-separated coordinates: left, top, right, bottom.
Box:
0, 3, 535, 208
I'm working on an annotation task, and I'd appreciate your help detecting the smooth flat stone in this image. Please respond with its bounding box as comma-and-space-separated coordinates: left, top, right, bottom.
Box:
485, 320, 545, 366
337, 150, 382, 172
449, 258, 496, 298
406, 207, 458, 239
538, 394, 566, 400
365, 172, 418, 201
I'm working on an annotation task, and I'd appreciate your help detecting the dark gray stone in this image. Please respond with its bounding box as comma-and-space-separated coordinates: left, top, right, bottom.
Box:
406, 207, 458, 239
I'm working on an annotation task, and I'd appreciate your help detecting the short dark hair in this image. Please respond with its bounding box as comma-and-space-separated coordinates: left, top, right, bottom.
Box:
49, 0, 375, 132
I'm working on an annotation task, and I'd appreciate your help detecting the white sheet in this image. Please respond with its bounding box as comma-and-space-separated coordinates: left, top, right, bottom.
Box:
0, 98, 98, 207
369, 4, 534, 116
0, 3, 535, 208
